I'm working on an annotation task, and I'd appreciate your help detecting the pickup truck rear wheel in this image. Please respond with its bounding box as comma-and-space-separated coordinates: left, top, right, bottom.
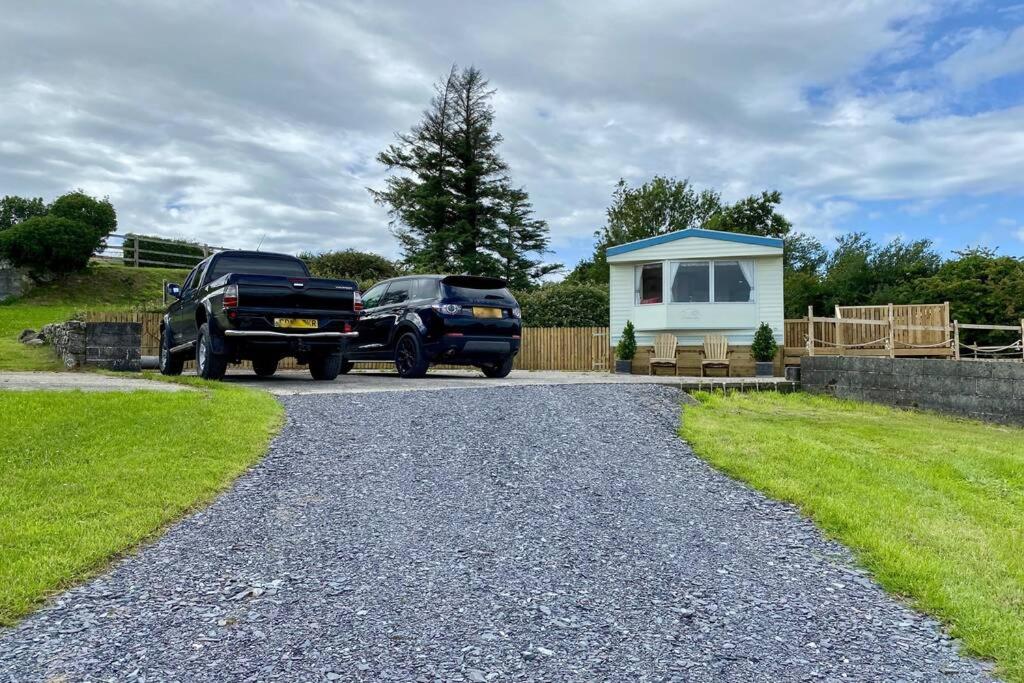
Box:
309, 353, 342, 381
339, 359, 354, 375
158, 327, 185, 376
252, 358, 278, 377
196, 323, 228, 380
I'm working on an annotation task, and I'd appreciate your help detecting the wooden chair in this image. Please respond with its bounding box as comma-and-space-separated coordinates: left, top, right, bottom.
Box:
700, 334, 731, 377
649, 333, 680, 375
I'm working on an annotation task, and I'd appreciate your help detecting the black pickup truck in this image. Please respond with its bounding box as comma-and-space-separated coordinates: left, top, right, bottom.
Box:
158, 250, 360, 380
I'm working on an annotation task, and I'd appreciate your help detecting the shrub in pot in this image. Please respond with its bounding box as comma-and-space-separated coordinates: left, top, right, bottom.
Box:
615, 321, 637, 373
751, 322, 778, 376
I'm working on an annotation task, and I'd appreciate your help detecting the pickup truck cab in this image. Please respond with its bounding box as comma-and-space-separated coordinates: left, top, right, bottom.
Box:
159, 250, 359, 380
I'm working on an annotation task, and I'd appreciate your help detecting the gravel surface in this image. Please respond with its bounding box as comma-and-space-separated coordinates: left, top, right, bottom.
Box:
0, 384, 995, 681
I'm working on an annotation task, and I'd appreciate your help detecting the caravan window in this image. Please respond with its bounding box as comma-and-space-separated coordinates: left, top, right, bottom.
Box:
635, 263, 663, 304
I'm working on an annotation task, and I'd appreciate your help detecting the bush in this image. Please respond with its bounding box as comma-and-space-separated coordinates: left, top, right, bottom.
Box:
751, 322, 778, 362
616, 320, 637, 360
123, 233, 207, 269
299, 249, 401, 290
0, 216, 106, 279
514, 282, 609, 327
48, 191, 117, 237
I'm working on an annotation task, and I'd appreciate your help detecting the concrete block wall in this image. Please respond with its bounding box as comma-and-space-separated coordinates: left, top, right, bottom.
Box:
86, 322, 142, 371
802, 356, 1024, 426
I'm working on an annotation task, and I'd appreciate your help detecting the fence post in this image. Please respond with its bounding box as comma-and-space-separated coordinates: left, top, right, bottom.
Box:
133, 236, 140, 268
202, 244, 209, 258
834, 305, 844, 355
887, 303, 894, 358
1020, 319, 1024, 362
162, 279, 167, 306
807, 306, 815, 357
953, 321, 960, 360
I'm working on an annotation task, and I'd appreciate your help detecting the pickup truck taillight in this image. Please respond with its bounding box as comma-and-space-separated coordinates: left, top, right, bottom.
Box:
353, 291, 363, 313
223, 284, 239, 310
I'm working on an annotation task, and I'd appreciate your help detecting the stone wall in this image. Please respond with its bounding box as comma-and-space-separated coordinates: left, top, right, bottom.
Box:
0, 259, 31, 302
802, 356, 1024, 426
39, 320, 141, 371
42, 321, 87, 369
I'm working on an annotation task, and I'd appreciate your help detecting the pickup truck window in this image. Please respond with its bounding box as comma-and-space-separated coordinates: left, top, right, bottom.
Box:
181, 265, 200, 293
207, 255, 309, 281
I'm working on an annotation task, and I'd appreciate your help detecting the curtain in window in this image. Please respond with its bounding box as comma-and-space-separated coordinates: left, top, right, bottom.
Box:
738, 260, 755, 302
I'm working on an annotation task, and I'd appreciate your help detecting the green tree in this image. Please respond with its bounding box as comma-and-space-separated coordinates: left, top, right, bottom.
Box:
371, 65, 555, 286
48, 191, 117, 238
299, 249, 402, 290
705, 190, 792, 238
0, 195, 47, 231
568, 176, 723, 283
0, 216, 105, 279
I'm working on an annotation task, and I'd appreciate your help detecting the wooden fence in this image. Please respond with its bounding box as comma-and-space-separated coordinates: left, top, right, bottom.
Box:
83, 311, 610, 372
784, 302, 1024, 363
95, 234, 226, 269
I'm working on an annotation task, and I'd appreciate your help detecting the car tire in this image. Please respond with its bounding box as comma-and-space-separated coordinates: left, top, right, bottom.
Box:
480, 355, 515, 378
158, 326, 185, 376
252, 357, 279, 377
394, 332, 428, 378
339, 359, 354, 375
309, 353, 342, 381
196, 323, 228, 380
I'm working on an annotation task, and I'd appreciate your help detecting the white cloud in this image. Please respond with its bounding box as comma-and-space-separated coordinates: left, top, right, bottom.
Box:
0, 0, 1022, 264
940, 25, 1024, 88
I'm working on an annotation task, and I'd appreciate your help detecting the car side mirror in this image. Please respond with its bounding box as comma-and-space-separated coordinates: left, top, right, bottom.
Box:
166, 282, 182, 300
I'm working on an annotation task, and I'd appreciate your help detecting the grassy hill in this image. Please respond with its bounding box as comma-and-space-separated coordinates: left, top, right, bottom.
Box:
0, 263, 189, 370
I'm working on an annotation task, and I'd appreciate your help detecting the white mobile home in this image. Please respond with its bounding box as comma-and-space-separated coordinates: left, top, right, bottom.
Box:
607, 228, 784, 374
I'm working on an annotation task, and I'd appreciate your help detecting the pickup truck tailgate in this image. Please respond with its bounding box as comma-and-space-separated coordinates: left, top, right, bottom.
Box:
231, 274, 356, 313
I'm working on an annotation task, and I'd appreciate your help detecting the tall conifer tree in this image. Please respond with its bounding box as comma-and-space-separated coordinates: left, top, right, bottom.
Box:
371, 66, 558, 284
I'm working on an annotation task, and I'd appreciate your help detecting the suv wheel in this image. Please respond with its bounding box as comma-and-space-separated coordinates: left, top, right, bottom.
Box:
159, 326, 185, 376
480, 355, 515, 379
196, 323, 228, 380
339, 359, 354, 375
309, 353, 342, 381
394, 332, 428, 378
252, 357, 279, 377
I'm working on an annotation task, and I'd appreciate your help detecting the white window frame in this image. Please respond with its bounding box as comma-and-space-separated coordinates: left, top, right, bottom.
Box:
634, 262, 665, 305
666, 258, 756, 304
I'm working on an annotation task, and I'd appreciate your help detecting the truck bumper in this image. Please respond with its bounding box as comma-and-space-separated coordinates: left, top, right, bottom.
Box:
224, 330, 359, 339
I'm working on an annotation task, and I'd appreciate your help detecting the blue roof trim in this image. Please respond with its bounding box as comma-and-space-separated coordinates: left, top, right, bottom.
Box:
606, 228, 783, 256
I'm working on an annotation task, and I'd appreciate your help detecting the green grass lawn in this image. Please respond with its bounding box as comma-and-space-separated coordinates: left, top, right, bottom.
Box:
0, 381, 282, 624
0, 263, 188, 371
682, 392, 1024, 681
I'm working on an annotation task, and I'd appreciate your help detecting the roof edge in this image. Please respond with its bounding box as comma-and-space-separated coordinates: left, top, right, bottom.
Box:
606, 228, 784, 256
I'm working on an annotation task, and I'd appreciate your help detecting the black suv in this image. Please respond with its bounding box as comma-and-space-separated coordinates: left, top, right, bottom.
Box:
343, 275, 521, 378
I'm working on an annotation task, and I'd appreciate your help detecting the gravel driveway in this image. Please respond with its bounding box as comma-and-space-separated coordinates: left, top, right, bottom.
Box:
0, 385, 994, 681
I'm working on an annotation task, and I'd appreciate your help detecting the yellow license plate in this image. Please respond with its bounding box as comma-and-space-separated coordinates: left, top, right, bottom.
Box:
274, 318, 319, 329
472, 307, 503, 319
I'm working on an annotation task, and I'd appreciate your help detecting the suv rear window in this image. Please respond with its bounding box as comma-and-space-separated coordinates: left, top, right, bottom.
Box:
207, 255, 309, 281
442, 284, 513, 301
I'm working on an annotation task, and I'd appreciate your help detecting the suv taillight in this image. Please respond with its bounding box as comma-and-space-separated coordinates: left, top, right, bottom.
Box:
223, 284, 239, 310
354, 291, 363, 312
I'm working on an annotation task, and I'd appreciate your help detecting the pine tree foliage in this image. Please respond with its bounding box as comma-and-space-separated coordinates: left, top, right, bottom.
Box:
370, 66, 558, 286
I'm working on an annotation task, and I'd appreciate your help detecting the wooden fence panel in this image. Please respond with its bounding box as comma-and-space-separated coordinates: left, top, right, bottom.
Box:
83, 312, 610, 373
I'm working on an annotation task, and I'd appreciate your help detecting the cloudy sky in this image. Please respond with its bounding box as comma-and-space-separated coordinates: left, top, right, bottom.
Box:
3, 1, 1024, 271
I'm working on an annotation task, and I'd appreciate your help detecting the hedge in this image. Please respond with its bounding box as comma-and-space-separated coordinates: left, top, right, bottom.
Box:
514, 282, 609, 327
